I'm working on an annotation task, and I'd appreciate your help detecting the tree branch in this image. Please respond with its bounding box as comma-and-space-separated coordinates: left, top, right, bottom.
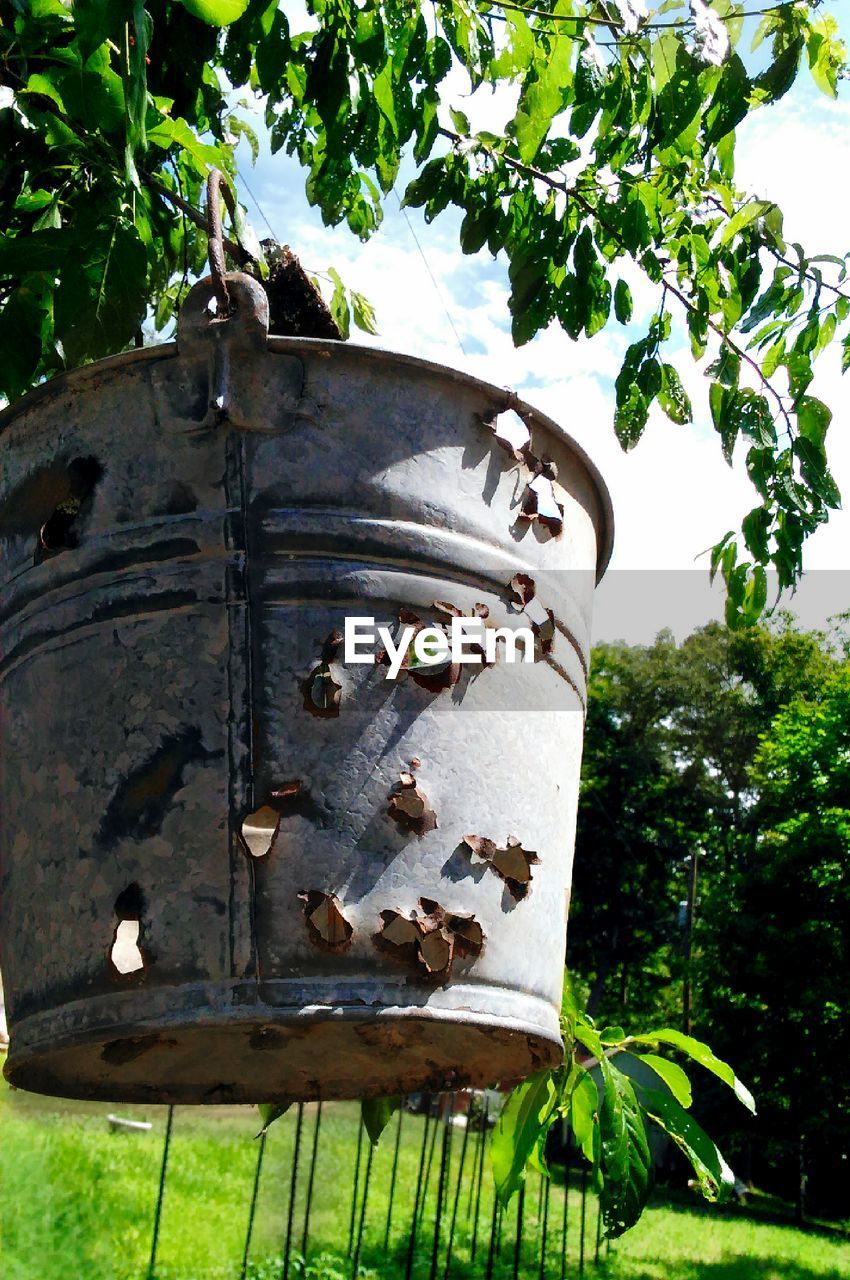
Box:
440, 125, 795, 437
143, 173, 255, 266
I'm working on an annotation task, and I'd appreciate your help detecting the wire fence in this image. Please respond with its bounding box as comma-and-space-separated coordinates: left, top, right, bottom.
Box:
147, 1095, 611, 1280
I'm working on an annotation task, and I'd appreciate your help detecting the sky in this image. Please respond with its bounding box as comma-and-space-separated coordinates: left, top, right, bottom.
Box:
230, 56, 850, 646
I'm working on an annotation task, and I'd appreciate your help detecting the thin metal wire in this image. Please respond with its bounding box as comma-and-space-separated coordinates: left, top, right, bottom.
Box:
240, 1130, 267, 1280
394, 192, 467, 357
405, 1105, 433, 1280
430, 1099, 453, 1280
513, 1183, 525, 1280
351, 1138, 375, 1278
418, 1104, 440, 1237
301, 1102, 323, 1259
594, 1187, 602, 1265
560, 1127, 570, 1280
349, 1111, 365, 1256
282, 1103, 304, 1280
470, 1098, 489, 1262
579, 1166, 588, 1277
467, 1097, 485, 1219
385, 1103, 405, 1249
238, 168, 280, 242
484, 1188, 499, 1280
540, 1172, 551, 1280
443, 1094, 473, 1278
147, 1104, 174, 1280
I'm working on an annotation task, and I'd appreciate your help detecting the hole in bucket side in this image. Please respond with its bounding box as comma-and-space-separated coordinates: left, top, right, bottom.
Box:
109, 882, 147, 976
241, 804, 281, 858
35, 455, 104, 562
110, 919, 145, 976
240, 781, 304, 858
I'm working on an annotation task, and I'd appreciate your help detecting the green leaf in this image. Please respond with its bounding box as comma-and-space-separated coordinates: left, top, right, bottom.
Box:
175, 0, 249, 26
597, 1061, 654, 1239
658, 364, 692, 425
640, 1088, 734, 1201
0, 284, 45, 402
614, 279, 632, 325
806, 16, 845, 99
123, 2, 153, 184
569, 1068, 599, 1163
628, 1029, 755, 1114
256, 1102, 290, 1136
362, 1097, 401, 1146
327, 266, 351, 340
351, 290, 378, 335
742, 505, 770, 562
54, 208, 148, 365
719, 199, 774, 247
627, 1053, 693, 1108
74, 0, 131, 61
751, 38, 803, 107
704, 53, 751, 144
24, 72, 66, 114
512, 32, 572, 163
147, 115, 224, 170
614, 387, 649, 450
0, 229, 70, 276
491, 1069, 560, 1206
796, 395, 832, 448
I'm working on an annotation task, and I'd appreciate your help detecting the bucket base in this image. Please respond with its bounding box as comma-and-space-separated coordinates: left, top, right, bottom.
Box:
3, 981, 562, 1103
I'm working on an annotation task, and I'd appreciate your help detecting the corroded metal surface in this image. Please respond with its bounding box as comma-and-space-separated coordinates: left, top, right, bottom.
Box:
0, 273, 612, 1103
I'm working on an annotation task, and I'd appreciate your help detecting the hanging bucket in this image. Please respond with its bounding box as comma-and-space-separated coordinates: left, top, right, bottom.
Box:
0, 273, 613, 1103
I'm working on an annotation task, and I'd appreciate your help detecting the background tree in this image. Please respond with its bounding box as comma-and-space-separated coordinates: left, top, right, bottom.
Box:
1, 0, 848, 620
568, 614, 849, 1217
698, 663, 850, 1221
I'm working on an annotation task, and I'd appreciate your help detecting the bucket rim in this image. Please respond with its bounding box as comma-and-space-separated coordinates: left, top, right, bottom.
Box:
0, 335, 614, 579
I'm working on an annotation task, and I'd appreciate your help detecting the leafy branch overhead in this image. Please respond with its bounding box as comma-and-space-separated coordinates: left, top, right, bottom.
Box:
1, 0, 848, 619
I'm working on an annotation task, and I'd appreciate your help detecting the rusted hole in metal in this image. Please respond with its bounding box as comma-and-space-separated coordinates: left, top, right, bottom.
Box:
375, 898, 484, 980
302, 630, 343, 717
461, 834, 540, 900
518, 458, 564, 537
241, 805, 281, 858
379, 608, 464, 691
478, 403, 532, 461
110, 919, 145, 975
387, 771, 437, 836
34, 455, 103, 562
508, 573, 536, 608
298, 890, 353, 952
240, 781, 303, 858
506, 574, 554, 655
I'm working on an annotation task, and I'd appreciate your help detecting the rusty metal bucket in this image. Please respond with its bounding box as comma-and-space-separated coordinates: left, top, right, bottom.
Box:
0, 273, 612, 1103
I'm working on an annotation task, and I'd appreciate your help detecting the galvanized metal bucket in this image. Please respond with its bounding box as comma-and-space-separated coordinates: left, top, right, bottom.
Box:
0, 273, 612, 1103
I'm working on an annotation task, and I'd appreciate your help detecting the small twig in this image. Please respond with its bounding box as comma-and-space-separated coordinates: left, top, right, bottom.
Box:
143, 173, 254, 265
474, 0, 797, 31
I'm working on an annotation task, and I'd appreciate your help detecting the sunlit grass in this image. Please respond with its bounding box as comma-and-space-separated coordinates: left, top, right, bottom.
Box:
1, 1081, 846, 1280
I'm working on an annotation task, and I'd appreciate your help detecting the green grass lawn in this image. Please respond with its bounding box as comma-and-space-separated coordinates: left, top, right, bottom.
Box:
1, 1080, 847, 1280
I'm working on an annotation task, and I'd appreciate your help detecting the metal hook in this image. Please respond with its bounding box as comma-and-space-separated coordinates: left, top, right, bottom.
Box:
206, 169, 238, 318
